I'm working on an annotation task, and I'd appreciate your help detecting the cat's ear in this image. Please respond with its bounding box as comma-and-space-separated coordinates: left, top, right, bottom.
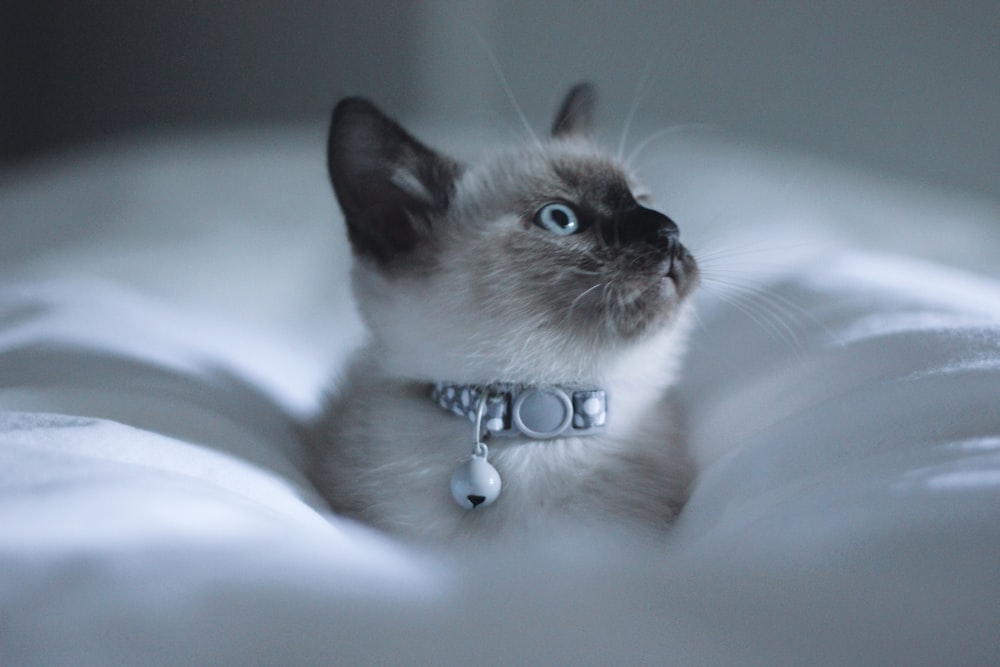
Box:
551, 83, 597, 138
327, 98, 461, 264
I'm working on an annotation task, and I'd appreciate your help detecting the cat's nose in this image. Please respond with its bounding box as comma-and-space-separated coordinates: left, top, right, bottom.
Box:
614, 205, 680, 252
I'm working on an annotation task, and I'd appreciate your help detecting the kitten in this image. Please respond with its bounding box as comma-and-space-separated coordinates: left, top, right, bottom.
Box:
310, 84, 699, 542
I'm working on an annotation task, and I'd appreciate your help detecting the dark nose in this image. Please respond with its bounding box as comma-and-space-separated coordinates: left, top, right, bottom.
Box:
608, 205, 680, 253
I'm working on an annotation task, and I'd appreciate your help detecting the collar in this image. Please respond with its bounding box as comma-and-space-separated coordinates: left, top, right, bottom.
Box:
430, 382, 607, 439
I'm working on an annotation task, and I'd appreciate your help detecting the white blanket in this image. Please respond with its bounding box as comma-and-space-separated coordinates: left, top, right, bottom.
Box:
2, 127, 999, 666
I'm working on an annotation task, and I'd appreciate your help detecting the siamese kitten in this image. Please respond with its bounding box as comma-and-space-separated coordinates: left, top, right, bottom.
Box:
310, 84, 699, 542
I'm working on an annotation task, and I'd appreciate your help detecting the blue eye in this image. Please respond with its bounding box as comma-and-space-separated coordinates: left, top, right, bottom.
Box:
533, 203, 580, 236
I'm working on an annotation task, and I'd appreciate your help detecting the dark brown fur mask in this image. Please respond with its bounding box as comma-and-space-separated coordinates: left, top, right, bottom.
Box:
327, 84, 698, 385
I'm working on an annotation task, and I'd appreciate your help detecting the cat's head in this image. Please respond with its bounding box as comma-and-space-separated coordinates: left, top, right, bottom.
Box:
327, 84, 698, 385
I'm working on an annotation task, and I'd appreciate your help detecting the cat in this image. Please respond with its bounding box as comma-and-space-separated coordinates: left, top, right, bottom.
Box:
309, 83, 699, 542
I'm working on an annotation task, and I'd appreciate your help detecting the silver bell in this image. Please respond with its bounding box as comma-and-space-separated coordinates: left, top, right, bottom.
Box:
450, 444, 502, 509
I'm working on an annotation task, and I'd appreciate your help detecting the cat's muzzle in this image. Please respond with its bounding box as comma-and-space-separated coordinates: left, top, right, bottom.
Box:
663, 237, 698, 297
620, 207, 697, 298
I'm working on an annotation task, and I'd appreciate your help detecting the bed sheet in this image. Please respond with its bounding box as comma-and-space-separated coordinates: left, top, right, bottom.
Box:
2, 127, 999, 666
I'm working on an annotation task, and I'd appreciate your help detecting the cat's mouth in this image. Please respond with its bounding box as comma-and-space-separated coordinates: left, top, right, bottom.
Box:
614, 242, 698, 336
607, 246, 698, 339
657, 241, 699, 302
619, 240, 698, 309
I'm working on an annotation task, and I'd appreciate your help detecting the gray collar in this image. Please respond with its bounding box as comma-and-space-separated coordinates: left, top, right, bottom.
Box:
430, 382, 607, 439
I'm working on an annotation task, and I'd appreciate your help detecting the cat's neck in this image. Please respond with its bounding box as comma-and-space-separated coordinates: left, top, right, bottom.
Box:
363, 305, 692, 440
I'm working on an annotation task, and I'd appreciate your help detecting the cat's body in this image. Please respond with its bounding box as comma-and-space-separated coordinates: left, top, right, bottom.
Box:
310, 85, 699, 542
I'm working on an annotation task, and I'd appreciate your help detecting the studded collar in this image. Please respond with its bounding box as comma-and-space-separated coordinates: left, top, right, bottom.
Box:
430, 382, 607, 439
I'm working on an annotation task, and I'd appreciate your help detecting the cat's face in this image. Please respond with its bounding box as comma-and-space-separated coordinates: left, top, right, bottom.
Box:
328, 85, 698, 384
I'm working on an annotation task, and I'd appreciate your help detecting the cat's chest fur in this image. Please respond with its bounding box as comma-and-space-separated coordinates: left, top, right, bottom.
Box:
309, 83, 699, 543
313, 339, 691, 542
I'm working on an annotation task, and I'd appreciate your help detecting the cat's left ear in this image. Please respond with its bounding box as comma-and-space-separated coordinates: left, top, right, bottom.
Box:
551, 83, 597, 138
327, 98, 461, 264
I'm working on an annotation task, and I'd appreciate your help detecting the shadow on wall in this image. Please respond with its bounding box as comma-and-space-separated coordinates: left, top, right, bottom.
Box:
0, 1, 420, 160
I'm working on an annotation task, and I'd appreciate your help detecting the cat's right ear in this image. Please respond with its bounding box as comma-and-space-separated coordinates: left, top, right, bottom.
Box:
551, 83, 597, 138
327, 98, 460, 264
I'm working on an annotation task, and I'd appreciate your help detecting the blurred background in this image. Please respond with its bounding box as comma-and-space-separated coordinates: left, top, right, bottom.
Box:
1, 0, 997, 198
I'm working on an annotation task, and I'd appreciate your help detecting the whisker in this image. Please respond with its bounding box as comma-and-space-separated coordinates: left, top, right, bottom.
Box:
701, 267, 845, 352
686, 300, 710, 338
692, 240, 820, 265
616, 52, 660, 162
737, 281, 840, 347
469, 27, 542, 150
626, 123, 721, 170
569, 282, 604, 311
692, 234, 842, 348
565, 265, 603, 277
704, 285, 805, 354
703, 277, 805, 328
